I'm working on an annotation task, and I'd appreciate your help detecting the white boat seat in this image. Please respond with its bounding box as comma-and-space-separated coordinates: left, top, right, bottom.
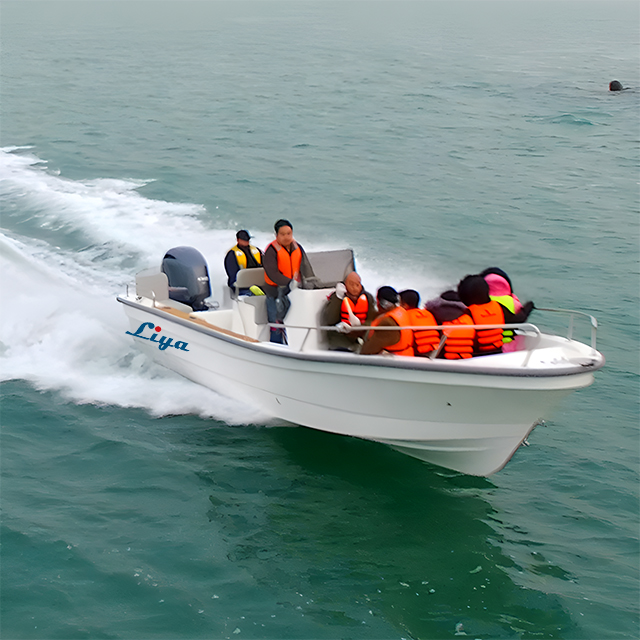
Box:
236, 295, 267, 339
234, 267, 266, 297
242, 296, 267, 324
135, 268, 192, 312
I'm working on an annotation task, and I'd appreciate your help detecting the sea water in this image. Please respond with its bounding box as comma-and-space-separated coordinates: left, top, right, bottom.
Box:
1, 2, 638, 638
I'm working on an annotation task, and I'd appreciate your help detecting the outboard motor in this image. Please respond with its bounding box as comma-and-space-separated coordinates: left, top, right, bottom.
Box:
161, 246, 211, 311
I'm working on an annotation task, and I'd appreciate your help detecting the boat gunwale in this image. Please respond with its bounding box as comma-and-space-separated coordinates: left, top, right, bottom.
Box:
117, 296, 605, 379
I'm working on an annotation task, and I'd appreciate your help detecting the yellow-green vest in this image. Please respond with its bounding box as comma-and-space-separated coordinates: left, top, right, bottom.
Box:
490, 294, 515, 343
232, 245, 262, 269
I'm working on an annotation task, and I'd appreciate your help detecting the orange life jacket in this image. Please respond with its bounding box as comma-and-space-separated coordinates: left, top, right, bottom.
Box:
468, 300, 505, 354
405, 308, 440, 355
263, 240, 302, 287
371, 306, 414, 356
442, 314, 475, 359
341, 294, 370, 325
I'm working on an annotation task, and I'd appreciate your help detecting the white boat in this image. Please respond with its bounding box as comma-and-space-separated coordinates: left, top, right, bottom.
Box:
117, 246, 604, 476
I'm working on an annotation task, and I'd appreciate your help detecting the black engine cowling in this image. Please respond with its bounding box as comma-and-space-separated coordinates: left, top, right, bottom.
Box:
161, 246, 211, 311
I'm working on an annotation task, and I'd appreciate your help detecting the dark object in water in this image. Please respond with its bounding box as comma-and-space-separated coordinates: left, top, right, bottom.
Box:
609, 80, 623, 91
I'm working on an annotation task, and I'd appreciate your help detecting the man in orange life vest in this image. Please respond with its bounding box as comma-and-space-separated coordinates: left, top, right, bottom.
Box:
263, 219, 309, 344
224, 230, 263, 293
423, 287, 475, 360
360, 286, 414, 356
321, 271, 377, 351
399, 289, 441, 356
457, 274, 533, 357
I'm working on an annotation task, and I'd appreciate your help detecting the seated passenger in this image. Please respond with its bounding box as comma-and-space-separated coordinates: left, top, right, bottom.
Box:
321, 272, 377, 352
224, 230, 263, 294
424, 289, 474, 359
424, 289, 469, 325
457, 275, 505, 356
480, 268, 534, 351
399, 289, 440, 356
360, 287, 413, 356
442, 313, 475, 359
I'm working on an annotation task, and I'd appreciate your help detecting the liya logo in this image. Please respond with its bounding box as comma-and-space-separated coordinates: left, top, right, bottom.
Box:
126, 322, 190, 352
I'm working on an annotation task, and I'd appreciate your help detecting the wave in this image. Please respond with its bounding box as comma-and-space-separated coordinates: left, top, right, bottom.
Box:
525, 113, 600, 126
0, 147, 211, 264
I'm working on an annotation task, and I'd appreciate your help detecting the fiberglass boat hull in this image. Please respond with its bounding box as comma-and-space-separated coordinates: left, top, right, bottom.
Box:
118, 297, 600, 476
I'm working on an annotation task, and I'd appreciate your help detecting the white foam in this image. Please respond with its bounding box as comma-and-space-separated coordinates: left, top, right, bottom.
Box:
0, 148, 272, 423
0, 231, 269, 424
1, 147, 211, 262
354, 255, 451, 305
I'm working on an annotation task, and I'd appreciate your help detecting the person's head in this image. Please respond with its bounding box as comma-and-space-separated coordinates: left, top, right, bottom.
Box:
441, 289, 461, 302
236, 229, 251, 248
610, 80, 623, 92
484, 273, 512, 297
457, 275, 490, 306
399, 289, 420, 309
344, 271, 363, 298
479, 267, 512, 290
377, 286, 398, 311
274, 219, 294, 247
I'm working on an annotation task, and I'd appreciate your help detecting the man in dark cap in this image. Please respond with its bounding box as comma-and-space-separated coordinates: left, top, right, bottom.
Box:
360, 286, 413, 356
224, 230, 263, 293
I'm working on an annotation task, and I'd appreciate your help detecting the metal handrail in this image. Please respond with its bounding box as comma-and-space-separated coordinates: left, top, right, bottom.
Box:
278, 310, 598, 351
277, 322, 541, 332
534, 307, 598, 350
267, 322, 544, 361
278, 322, 541, 334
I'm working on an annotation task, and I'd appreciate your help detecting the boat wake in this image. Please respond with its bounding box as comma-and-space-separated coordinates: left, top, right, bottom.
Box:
0, 231, 271, 424
0, 148, 272, 423
0, 146, 447, 425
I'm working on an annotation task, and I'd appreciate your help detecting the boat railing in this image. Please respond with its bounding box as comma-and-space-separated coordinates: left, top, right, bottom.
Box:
535, 307, 598, 351
268, 321, 544, 361
275, 322, 540, 333
140, 291, 596, 358
278, 308, 598, 356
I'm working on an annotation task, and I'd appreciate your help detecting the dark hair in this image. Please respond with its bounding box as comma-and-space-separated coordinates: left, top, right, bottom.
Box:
274, 219, 293, 233
609, 80, 623, 91
377, 286, 398, 305
457, 275, 490, 306
399, 289, 420, 308
440, 289, 461, 302
478, 267, 512, 289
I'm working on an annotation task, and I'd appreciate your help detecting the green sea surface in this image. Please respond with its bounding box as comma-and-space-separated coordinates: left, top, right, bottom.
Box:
1, 2, 638, 638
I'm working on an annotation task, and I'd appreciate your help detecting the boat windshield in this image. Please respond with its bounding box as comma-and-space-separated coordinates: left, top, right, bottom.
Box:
300, 249, 355, 289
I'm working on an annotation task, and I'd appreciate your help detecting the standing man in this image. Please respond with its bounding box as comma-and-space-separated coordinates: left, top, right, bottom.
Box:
263, 219, 308, 344
224, 230, 263, 294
